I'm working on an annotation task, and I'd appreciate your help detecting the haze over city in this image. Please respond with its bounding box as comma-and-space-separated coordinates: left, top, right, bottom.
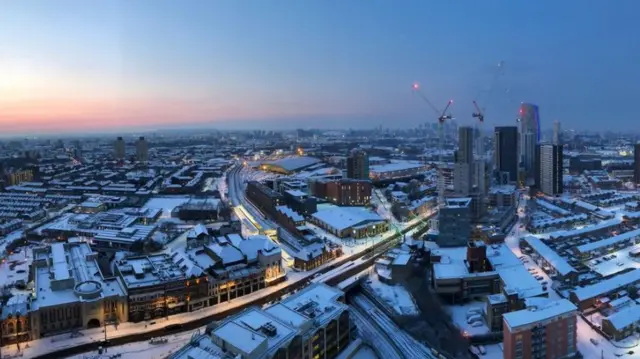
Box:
2, 0, 640, 135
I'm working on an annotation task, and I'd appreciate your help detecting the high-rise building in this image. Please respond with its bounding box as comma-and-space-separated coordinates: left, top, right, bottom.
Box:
136, 136, 148, 162
553, 120, 561, 145
535, 144, 563, 196
346, 149, 369, 180
114, 136, 125, 160
634, 143, 640, 183
436, 197, 471, 247
454, 126, 474, 196
503, 299, 577, 359
519, 103, 540, 179
495, 126, 519, 183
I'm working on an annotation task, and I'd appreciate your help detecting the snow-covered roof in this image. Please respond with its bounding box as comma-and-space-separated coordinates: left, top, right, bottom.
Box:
576, 227, 640, 254
370, 161, 425, 174
604, 304, 640, 330
549, 217, 622, 240
524, 236, 576, 276
265, 156, 320, 172
572, 269, 640, 302
503, 299, 576, 330
311, 206, 384, 232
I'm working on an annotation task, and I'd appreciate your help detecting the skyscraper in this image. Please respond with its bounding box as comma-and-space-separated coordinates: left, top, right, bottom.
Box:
519, 103, 540, 179
634, 143, 640, 184
346, 149, 369, 180
454, 126, 474, 195
114, 137, 125, 160
553, 120, 561, 145
494, 126, 519, 183
535, 144, 563, 196
136, 136, 148, 162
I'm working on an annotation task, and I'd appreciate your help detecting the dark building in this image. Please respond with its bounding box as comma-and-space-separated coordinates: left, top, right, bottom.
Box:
282, 190, 317, 215
535, 144, 563, 196
246, 181, 284, 217
494, 126, 519, 183
436, 197, 471, 247
310, 179, 372, 206
568, 156, 602, 174
346, 149, 369, 180
635, 143, 640, 183
454, 127, 474, 196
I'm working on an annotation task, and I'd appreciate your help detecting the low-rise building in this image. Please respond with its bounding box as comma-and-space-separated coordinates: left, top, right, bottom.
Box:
169, 283, 352, 359
29, 242, 129, 339
310, 206, 388, 239
310, 179, 372, 206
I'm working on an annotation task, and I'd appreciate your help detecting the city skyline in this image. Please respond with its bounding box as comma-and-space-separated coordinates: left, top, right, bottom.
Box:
2, 0, 640, 134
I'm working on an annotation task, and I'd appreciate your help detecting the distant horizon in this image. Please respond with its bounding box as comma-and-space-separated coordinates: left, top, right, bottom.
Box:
3, 1, 640, 133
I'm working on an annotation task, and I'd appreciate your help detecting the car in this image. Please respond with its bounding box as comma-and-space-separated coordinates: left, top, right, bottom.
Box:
471, 321, 483, 328
535, 276, 544, 280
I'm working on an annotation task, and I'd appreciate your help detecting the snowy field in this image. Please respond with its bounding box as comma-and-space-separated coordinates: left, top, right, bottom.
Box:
65, 327, 204, 359
365, 272, 419, 316
444, 300, 490, 336
142, 196, 193, 218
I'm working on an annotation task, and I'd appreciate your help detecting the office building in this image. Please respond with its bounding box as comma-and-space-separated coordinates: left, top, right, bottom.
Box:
535, 144, 563, 196
503, 299, 577, 359
553, 120, 561, 145
454, 127, 474, 196
136, 136, 148, 162
495, 127, 519, 183
634, 143, 640, 183
436, 197, 471, 247
310, 178, 372, 206
346, 149, 369, 180
519, 103, 540, 179
114, 136, 125, 160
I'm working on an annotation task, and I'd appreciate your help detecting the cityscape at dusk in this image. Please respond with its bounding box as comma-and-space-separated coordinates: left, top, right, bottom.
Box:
2, 1, 640, 134
4, 2, 640, 359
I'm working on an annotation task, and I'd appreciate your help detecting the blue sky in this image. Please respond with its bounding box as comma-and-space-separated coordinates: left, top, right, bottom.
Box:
1, 0, 639, 133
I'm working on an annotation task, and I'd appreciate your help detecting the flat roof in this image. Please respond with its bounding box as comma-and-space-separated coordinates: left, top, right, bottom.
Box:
504, 299, 576, 330
311, 206, 384, 232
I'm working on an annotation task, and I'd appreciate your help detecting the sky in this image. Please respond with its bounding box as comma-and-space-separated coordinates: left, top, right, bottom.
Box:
1, 0, 640, 135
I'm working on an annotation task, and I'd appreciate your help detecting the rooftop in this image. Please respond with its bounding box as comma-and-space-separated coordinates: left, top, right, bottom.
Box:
503, 299, 576, 330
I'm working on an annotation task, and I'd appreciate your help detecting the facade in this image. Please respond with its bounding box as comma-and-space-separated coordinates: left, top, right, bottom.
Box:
454, 126, 474, 196
169, 283, 352, 359
1, 295, 30, 346
310, 178, 372, 206
635, 143, 640, 183
553, 120, 561, 145
114, 136, 125, 160
503, 299, 577, 359
519, 103, 541, 179
247, 181, 285, 218
5, 170, 34, 186
495, 126, 519, 183
535, 144, 563, 196
136, 136, 148, 162
346, 149, 369, 180
30, 242, 129, 339
436, 197, 471, 247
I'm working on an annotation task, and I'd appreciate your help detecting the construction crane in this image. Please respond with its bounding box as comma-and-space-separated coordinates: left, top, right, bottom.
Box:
412, 82, 454, 207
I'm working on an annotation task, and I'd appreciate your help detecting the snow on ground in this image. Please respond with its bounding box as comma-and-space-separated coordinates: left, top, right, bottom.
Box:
589, 244, 640, 277
142, 196, 193, 218
65, 327, 205, 359
351, 345, 379, 359
481, 343, 504, 359
364, 271, 419, 316
506, 194, 640, 359
444, 300, 490, 336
